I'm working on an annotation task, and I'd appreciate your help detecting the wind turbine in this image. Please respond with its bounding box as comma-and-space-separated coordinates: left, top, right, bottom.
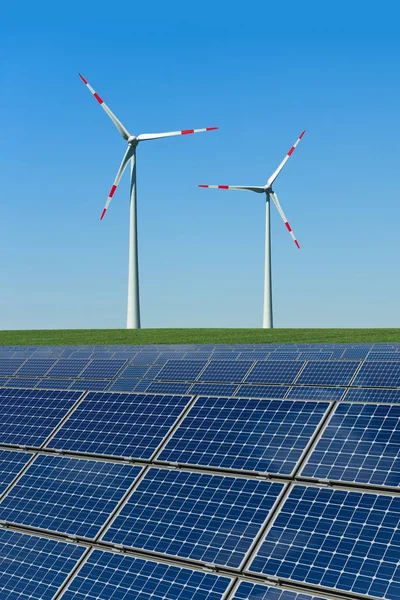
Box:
199, 131, 305, 329
79, 74, 218, 329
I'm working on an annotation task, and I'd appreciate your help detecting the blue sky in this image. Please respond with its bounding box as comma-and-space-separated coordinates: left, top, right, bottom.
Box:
1, 1, 399, 329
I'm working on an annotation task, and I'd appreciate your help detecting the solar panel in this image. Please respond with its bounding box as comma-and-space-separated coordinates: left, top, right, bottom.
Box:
0, 449, 33, 494
133, 379, 152, 392
46, 359, 90, 378
248, 485, 400, 600
244, 361, 304, 385
79, 359, 126, 379
268, 352, 299, 361
107, 378, 141, 392
183, 351, 214, 360
237, 351, 271, 360
46, 392, 192, 459
144, 382, 193, 394
0, 387, 81, 447
143, 365, 164, 379
300, 402, 400, 487
0, 528, 85, 600
156, 359, 208, 381
0, 454, 142, 538
15, 359, 57, 377
231, 581, 332, 600
118, 364, 150, 378
198, 360, 255, 383
367, 351, 400, 361
69, 379, 111, 391
36, 379, 73, 389
352, 361, 400, 387
287, 386, 345, 401
0, 359, 26, 376
4, 377, 40, 388
130, 352, 161, 364
298, 351, 333, 361
344, 387, 400, 403
235, 385, 289, 398
295, 361, 360, 386
190, 383, 239, 396
102, 467, 284, 568
59, 550, 232, 600
341, 348, 370, 359
158, 397, 329, 474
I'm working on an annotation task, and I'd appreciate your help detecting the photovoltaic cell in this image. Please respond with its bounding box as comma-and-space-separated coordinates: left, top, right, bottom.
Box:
0, 454, 141, 538
352, 361, 400, 387
144, 382, 193, 394
159, 397, 329, 474
367, 351, 400, 361
107, 378, 141, 392
190, 383, 239, 396
0, 359, 26, 376
301, 403, 400, 486
79, 359, 126, 379
268, 352, 299, 361
341, 348, 370, 359
60, 550, 232, 600
4, 378, 40, 388
235, 385, 289, 398
130, 353, 160, 364
199, 360, 255, 383
244, 361, 304, 385
35, 379, 73, 389
102, 467, 284, 568
118, 364, 150, 378
0, 387, 81, 446
0, 528, 85, 600
295, 361, 360, 386
0, 449, 33, 494
144, 365, 164, 379
287, 386, 345, 401
46, 392, 192, 459
46, 359, 90, 378
298, 351, 333, 361
249, 485, 400, 600
156, 359, 208, 381
133, 379, 152, 392
231, 581, 331, 600
69, 379, 110, 391
343, 387, 400, 403
15, 359, 57, 377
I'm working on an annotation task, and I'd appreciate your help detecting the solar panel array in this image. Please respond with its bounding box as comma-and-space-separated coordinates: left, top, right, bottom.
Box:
0, 342, 399, 600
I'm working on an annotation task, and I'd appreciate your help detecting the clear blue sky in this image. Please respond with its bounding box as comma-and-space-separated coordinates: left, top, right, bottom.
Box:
1, 1, 399, 329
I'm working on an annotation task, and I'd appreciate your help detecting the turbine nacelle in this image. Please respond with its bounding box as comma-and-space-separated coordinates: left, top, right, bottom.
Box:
128, 135, 138, 146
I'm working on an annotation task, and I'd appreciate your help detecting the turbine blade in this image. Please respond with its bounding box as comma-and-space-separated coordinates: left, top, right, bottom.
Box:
267, 130, 306, 187
137, 127, 218, 141
79, 74, 131, 141
198, 184, 264, 192
270, 192, 300, 249
100, 146, 134, 220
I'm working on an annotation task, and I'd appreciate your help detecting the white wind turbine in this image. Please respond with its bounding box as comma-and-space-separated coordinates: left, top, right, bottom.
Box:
199, 131, 305, 329
79, 74, 218, 329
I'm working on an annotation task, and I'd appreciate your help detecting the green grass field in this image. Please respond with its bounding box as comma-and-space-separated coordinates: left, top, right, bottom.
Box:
0, 328, 399, 346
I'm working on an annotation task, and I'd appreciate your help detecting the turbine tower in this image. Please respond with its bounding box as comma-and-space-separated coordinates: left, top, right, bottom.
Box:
199, 131, 305, 329
79, 74, 218, 329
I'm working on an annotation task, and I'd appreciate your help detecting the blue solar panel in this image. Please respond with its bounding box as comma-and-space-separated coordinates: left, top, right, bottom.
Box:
15, 359, 57, 377
301, 403, 400, 486
0, 387, 81, 446
237, 351, 271, 360
244, 361, 304, 385
143, 365, 164, 379
102, 467, 284, 568
145, 382, 193, 394
133, 379, 152, 392
0, 449, 33, 494
46, 392, 192, 459
158, 397, 329, 474
296, 361, 360, 386
344, 387, 400, 403
352, 361, 400, 387
268, 352, 299, 361
4, 378, 40, 388
118, 364, 150, 378
190, 383, 239, 396
0, 528, 85, 600
183, 351, 214, 360
79, 359, 126, 379
0, 359, 28, 376
232, 581, 331, 600
0, 454, 141, 537
46, 359, 90, 378
130, 352, 161, 364
367, 351, 400, 361
198, 360, 255, 383
36, 379, 73, 389
341, 348, 370, 359
287, 386, 345, 401
249, 485, 400, 600
107, 378, 141, 392
298, 352, 333, 361
60, 550, 232, 600
156, 360, 208, 381
235, 385, 289, 398
69, 379, 111, 391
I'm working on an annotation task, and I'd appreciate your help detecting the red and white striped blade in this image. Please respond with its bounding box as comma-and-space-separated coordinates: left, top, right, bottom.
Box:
198, 184, 264, 192
79, 74, 131, 141
270, 192, 300, 249
267, 130, 305, 187
137, 127, 218, 141
100, 147, 134, 220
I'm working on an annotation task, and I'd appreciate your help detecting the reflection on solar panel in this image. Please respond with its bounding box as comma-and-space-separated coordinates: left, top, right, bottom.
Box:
60, 550, 232, 600
102, 467, 284, 568
198, 360, 254, 383
156, 360, 208, 381
0, 387, 80, 446
235, 385, 289, 398
46, 392, 191, 459
344, 387, 400, 403
158, 397, 329, 474
190, 383, 239, 396
0, 359, 26, 376
244, 361, 304, 385
0, 449, 32, 494
301, 403, 400, 486
0, 454, 141, 537
287, 386, 345, 401
15, 359, 57, 377
249, 485, 400, 600
0, 528, 85, 600
231, 581, 331, 600
353, 361, 400, 387
79, 359, 126, 379
46, 359, 89, 378
296, 361, 360, 386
